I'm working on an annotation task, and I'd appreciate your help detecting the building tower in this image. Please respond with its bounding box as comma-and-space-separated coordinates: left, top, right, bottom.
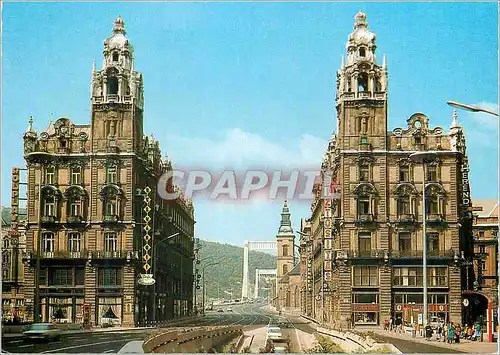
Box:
336, 10, 388, 150
276, 200, 295, 309
90, 16, 144, 153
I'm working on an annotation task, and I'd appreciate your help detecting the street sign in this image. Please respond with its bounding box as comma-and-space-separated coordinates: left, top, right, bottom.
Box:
418, 314, 423, 325
138, 274, 155, 286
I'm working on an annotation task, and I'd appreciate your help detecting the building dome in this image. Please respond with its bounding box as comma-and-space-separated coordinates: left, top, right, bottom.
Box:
104, 16, 133, 52
346, 11, 376, 48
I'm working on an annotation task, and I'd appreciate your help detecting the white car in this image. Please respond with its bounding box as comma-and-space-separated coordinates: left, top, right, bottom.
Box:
226, 308, 233, 312
266, 326, 283, 341
23, 323, 61, 341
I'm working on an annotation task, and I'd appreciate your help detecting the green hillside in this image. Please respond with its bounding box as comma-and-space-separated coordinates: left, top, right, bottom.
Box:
197, 240, 276, 300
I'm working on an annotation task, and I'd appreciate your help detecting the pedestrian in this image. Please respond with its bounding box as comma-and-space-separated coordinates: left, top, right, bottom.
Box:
443, 324, 448, 342
455, 324, 461, 343
476, 321, 483, 342
437, 324, 442, 341
448, 323, 455, 344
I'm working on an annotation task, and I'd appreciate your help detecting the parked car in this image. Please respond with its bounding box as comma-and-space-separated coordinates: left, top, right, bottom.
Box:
266, 326, 283, 341
23, 323, 61, 341
226, 308, 233, 312
217, 309, 224, 313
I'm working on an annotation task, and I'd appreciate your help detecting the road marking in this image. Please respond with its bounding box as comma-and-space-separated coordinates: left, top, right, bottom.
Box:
41, 339, 129, 353
16, 344, 32, 348
104, 350, 114, 353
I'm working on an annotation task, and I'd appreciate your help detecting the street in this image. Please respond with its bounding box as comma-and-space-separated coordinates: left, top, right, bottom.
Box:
1, 302, 282, 353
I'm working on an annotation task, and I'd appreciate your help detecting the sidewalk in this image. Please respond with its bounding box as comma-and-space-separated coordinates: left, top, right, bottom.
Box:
370, 328, 497, 354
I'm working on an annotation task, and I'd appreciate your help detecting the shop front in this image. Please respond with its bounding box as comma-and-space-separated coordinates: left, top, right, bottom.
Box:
352, 293, 379, 326
97, 297, 122, 326
40, 296, 85, 323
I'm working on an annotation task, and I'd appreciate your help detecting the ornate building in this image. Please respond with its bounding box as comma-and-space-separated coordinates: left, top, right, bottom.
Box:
275, 201, 301, 313
21, 17, 195, 327
301, 11, 473, 328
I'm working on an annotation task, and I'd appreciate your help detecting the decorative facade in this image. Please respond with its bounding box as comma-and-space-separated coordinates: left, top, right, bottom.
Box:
21, 17, 195, 327
302, 11, 473, 328
275, 201, 301, 313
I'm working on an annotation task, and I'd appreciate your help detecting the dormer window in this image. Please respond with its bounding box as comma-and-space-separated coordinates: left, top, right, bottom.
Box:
113, 52, 119, 62
359, 47, 366, 57
60, 140, 67, 149
415, 136, 421, 145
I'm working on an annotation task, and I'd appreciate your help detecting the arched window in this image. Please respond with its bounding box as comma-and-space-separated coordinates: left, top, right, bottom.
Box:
358, 73, 368, 92
425, 184, 445, 216
107, 77, 118, 95
394, 184, 417, 218
282, 244, 289, 257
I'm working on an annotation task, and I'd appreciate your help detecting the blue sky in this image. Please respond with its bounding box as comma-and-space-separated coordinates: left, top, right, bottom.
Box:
2, 2, 498, 247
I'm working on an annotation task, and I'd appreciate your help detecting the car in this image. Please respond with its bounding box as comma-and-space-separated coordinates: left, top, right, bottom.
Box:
23, 323, 61, 341
226, 308, 233, 312
273, 341, 288, 353
266, 326, 283, 341
217, 309, 224, 312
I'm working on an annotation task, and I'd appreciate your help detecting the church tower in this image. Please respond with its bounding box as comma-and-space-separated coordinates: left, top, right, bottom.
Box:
276, 200, 295, 279
336, 11, 388, 151
90, 17, 144, 153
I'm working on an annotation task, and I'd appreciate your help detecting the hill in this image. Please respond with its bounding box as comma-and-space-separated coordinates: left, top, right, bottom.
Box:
197, 240, 276, 300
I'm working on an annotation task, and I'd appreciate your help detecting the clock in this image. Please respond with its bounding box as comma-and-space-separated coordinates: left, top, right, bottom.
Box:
414, 121, 422, 129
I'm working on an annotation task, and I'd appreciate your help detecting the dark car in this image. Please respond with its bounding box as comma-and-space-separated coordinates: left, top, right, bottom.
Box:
217, 309, 224, 313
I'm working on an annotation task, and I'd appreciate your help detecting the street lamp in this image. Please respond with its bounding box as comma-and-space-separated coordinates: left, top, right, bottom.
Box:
447, 100, 499, 352
202, 262, 220, 315
446, 101, 499, 117
409, 151, 438, 330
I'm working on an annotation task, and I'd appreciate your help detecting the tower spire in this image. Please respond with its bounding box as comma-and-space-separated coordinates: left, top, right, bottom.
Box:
278, 200, 293, 234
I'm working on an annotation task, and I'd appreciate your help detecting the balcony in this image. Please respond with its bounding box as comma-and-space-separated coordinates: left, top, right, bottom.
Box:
39, 250, 87, 259
357, 91, 372, 99
93, 250, 128, 259
107, 94, 119, 102
40, 215, 56, 225
123, 95, 132, 103
355, 214, 375, 226
102, 215, 119, 224
426, 214, 444, 222
348, 250, 386, 258
396, 214, 416, 223
67, 215, 84, 224
391, 249, 454, 258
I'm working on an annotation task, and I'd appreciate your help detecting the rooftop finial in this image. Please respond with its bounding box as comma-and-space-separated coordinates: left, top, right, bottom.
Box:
27, 115, 34, 133
92, 58, 96, 72
383, 54, 387, 68
354, 10, 368, 28
113, 16, 126, 35
451, 109, 461, 129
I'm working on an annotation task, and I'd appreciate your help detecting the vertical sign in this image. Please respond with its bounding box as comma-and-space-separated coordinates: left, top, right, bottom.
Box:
11, 167, 20, 231
138, 186, 155, 286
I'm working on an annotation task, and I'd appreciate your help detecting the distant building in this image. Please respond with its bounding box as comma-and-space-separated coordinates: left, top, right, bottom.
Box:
465, 200, 498, 334
275, 201, 301, 314
1, 207, 26, 322
21, 17, 195, 327
301, 11, 473, 328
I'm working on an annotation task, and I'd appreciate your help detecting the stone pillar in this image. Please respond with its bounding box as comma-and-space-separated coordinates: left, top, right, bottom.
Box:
448, 265, 462, 323
380, 266, 392, 326
84, 264, 97, 326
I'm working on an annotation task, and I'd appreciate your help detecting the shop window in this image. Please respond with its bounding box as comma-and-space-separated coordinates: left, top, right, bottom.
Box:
352, 293, 378, 303
407, 293, 424, 304
353, 266, 378, 286
353, 312, 377, 324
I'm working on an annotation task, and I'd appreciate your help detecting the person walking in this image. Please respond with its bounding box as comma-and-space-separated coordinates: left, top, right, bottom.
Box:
443, 324, 448, 343
448, 323, 455, 344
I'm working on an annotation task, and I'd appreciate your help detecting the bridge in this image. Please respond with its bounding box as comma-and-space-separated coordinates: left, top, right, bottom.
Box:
241, 240, 277, 299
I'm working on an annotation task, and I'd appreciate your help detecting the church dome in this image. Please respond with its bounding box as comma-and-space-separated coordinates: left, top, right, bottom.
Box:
104, 17, 133, 52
